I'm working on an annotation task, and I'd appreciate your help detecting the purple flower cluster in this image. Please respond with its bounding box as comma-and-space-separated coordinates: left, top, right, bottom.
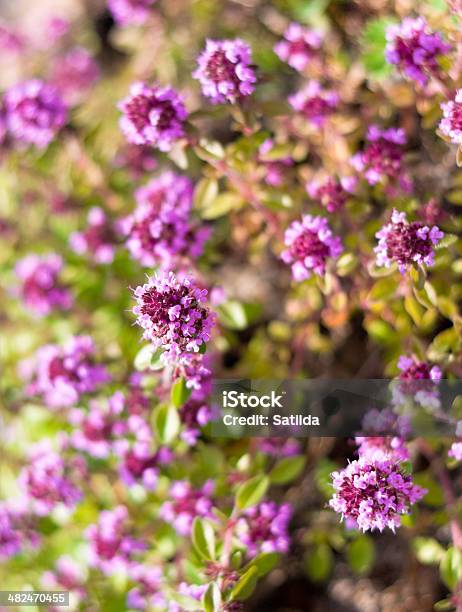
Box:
375, 209, 444, 273
256, 438, 301, 457
449, 442, 462, 461
70, 207, 117, 264
121, 172, 209, 268
393, 355, 442, 408
237, 502, 292, 557
42, 556, 86, 601
108, 0, 156, 26
16, 254, 72, 316
274, 23, 322, 72
132, 272, 215, 360
193, 39, 256, 104
178, 355, 214, 444
21, 335, 110, 408
51, 47, 100, 105
351, 125, 410, 190
281, 214, 343, 281
330, 456, 426, 532
127, 565, 163, 610
385, 18, 450, 86
4, 80, 67, 148
0, 502, 38, 559
160, 480, 214, 535
440, 90, 462, 145
289, 80, 338, 126
87, 506, 145, 575
355, 409, 412, 462
258, 139, 293, 186
119, 82, 187, 151
307, 175, 357, 213
18, 441, 85, 516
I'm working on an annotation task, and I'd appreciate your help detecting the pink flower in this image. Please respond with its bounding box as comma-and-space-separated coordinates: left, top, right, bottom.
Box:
160, 481, 214, 535
108, 0, 156, 26
440, 89, 462, 145
307, 176, 357, 213
70, 207, 117, 264
237, 502, 292, 557
51, 47, 100, 105
289, 80, 338, 126
274, 23, 322, 71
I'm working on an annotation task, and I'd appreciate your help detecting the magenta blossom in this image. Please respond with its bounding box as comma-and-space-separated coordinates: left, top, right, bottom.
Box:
118, 82, 187, 151
108, 0, 156, 26
4, 80, 67, 148
160, 480, 214, 536
257, 438, 301, 457
307, 175, 357, 213
113, 144, 157, 178
132, 272, 215, 360
289, 81, 338, 126
330, 456, 426, 532
385, 17, 450, 86
237, 502, 292, 557
355, 409, 412, 462
127, 565, 163, 610
274, 23, 322, 72
21, 335, 110, 408
15, 254, 72, 317
51, 47, 100, 105
449, 442, 462, 461
281, 214, 343, 281
375, 209, 444, 273
0, 502, 39, 559
393, 355, 442, 408
440, 89, 462, 145
70, 207, 117, 264
193, 39, 256, 104
258, 139, 293, 186
42, 556, 86, 600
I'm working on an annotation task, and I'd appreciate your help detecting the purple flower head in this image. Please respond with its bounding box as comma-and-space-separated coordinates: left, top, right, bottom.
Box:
274, 23, 322, 72
177, 354, 215, 444
70, 207, 117, 264
118, 82, 187, 151
193, 39, 256, 104
355, 409, 412, 462
132, 272, 216, 360
15, 254, 72, 317
121, 172, 209, 268
289, 81, 339, 126
237, 502, 292, 557
108, 0, 156, 26
307, 175, 357, 213
87, 505, 145, 575
4, 80, 67, 148
127, 565, 163, 610
385, 17, 450, 86
449, 442, 462, 461
440, 90, 462, 145
393, 355, 442, 408
281, 214, 343, 281
329, 456, 426, 532
375, 209, 444, 273
22, 335, 110, 408
51, 47, 100, 106
18, 440, 85, 516
0, 502, 39, 559
258, 139, 293, 186
351, 125, 411, 190
42, 556, 86, 599
159, 480, 214, 535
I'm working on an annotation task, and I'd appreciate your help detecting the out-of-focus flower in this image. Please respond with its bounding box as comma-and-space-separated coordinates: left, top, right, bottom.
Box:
177, 354, 214, 444
237, 502, 292, 556
193, 39, 256, 104
393, 355, 442, 408
160, 480, 214, 535
168, 584, 207, 612
132, 272, 215, 360
440, 89, 462, 145
4, 80, 67, 148
281, 214, 343, 281
355, 409, 412, 462
113, 144, 157, 179
121, 172, 209, 268
307, 176, 357, 213
21, 335, 110, 408
0, 502, 39, 559
108, 0, 157, 26
118, 82, 187, 151
15, 254, 72, 317
42, 556, 86, 600
449, 441, 462, 461
375, 209, 444, 273
257, 438, 301, 457
274, 23, 322, 72
46, 17, 70, 43
51, 47, 100, 106
0, 23, 24, 53
351, 125, 411, 190
289, 81, 338, 126
385, 17, 450, 86
258, 139, 293, 186
421, 198, 446, 225
87, 506, 145, 575
127, 565, 163, 610
70, 207, 117, 264
329, 456, 426, 532
18, 440, 85, 516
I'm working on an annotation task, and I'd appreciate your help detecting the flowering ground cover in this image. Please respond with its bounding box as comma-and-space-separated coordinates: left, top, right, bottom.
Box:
2, 0, 462, 610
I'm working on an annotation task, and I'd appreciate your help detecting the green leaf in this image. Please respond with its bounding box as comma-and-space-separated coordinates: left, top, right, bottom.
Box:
414, 472, 444, 507
194, 178, 219, 210
202, 582, 221, 612
437, 234, 458, 249
245, 552, 280, 577
336, 253, 359, 277
259, 143, 293, 161
236, 475, 269, 510
171, 377, 192, 408
347, 536, 375, 574
361, 18, 396, 79
304, 543, 333, 582
230, 566, 259, 601
194, 139, 225, 162
134, 345, 165, 371
201, 193, 243, 220
192, 518, 216, 561
153, 403, 180, 445
218, 300, 262, 330
413, 537, 445, 565
440, 547, 462, 589
269, 456, 306, 485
